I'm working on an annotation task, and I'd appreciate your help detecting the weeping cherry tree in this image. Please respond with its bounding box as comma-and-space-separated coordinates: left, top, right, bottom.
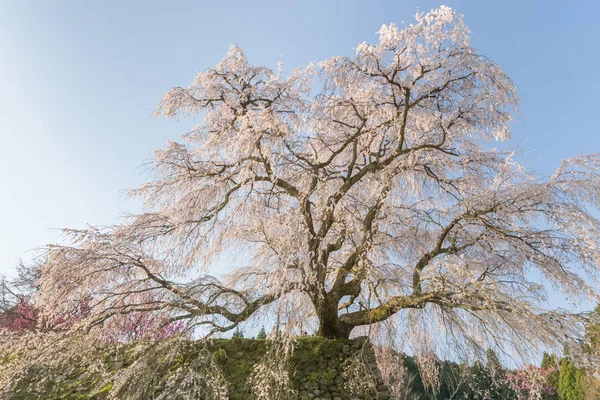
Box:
36, 7, 600, 357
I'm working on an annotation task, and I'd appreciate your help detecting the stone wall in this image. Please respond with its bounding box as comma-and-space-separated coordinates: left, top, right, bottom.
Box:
291, 336, 390, 400
5, 336, 392, 399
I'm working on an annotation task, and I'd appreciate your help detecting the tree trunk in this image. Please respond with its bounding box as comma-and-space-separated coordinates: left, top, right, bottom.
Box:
318, 320, 352, 339
316, 305, 353, 339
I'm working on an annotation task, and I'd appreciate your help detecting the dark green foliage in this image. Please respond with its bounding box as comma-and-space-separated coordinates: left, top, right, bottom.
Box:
256, 326, 267, 340
437, 361, 467, 399
466, 360, 494, 399
542, 352, 560, 397
586, 304, 600, 356
486, 349, 502, 374
232, 327, 244, 338
558, 358, 585, 400
402, 352, 515, 399
485, 350, 514, 400
402, 353, 427, 395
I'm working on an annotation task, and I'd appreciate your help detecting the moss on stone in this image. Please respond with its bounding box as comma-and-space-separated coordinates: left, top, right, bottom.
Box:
4, 336, 385, 400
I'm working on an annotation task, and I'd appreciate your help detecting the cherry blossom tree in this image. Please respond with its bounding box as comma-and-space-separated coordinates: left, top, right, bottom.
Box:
505, 365, 557, 400
0, 260, 40, 332
35, 6, 600, 358
0, 259, 183, 342
100, 293, 186, 343
0, 296, 37, 332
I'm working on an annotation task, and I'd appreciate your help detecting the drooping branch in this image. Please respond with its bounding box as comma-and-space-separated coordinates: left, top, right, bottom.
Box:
31, 7, 600, 356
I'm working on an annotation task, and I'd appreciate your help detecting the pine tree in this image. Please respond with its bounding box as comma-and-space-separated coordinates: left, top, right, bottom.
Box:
585, 304, 600, 356
256, 326, 267, 340
541, 353, 559, 398
559, 358, 584, 400
232, 327, 244, 339
486, 349, 502, 375
485, 349, 512, 399
574, 369, 585, 400
467, 360, 493, 399
559, 358, 573, 400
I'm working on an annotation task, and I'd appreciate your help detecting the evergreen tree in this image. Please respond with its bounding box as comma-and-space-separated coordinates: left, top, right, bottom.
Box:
574, 369, 585, 400
541, 353, 559, 397
585, 304, 600, 356
232, 327, 244, 338
437, 362, 467, 399
484, 349, 512, 399
541, 352, 553, 369
486, 349, 502, 373
559, 358, 584, 400
256, 326, 267, 340
466, 361, 493, 399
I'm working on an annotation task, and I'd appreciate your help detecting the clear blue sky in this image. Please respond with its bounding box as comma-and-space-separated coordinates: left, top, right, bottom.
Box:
0, 0, 598, 289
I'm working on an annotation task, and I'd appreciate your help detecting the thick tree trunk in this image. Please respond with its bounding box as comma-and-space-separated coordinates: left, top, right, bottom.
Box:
316, 303, 353, 339
317, 319, 352, 339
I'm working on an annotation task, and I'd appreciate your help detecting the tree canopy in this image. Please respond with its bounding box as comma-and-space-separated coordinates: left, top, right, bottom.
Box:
31, 6, 600, 360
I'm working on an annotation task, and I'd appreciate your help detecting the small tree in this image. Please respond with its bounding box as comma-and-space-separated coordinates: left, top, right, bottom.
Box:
467, 360, 493, 399
0, 298, 37, 332
0, 260, 40, 333
558, 359, 585, 400
541, 353, 559, 396
506, 365, 557, 400
256, 326, 267, 340
485, 349, 513, 399
232, 327, 244, 339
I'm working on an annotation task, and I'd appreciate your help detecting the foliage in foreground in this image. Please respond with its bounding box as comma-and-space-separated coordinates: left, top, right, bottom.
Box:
2, 331, 600, 400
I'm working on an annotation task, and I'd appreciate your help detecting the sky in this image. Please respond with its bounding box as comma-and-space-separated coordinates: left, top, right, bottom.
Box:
0, 0, 598, 302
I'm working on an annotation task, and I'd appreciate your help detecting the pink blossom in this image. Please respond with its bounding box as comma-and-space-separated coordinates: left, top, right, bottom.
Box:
505, 365, 556, 400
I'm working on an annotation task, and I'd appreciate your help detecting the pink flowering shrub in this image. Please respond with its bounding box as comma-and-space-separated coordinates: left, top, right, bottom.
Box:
0, 299, 38, 332
505, 365, 556, 400
0, 294, 184, 343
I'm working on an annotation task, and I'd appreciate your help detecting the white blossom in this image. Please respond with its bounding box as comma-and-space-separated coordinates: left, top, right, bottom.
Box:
25, 6, 600, 366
